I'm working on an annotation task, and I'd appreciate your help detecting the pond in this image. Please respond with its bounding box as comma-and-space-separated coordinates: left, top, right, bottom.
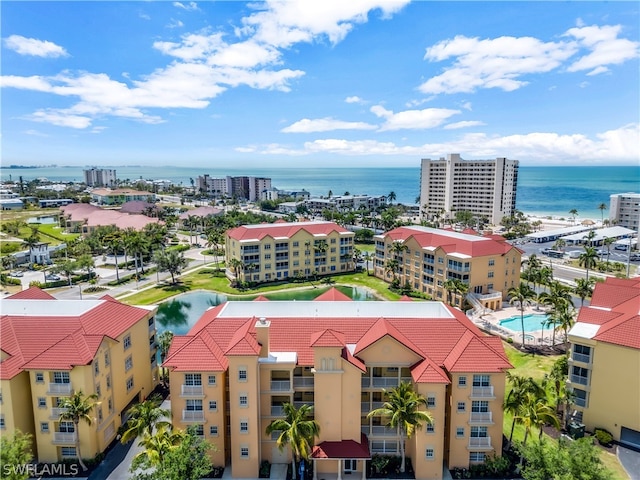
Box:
155, 286, 378, 335
27, 215, 58, 224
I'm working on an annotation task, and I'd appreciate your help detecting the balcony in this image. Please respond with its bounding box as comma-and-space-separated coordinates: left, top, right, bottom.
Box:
468, 436, 492, 449
292, 377, 314, 388
362, 402, 385, 413
370, 377, 412, 388
271, 405, 285, 416
47, 383, 72, 395
569, 374, 589, 386
469, 412, 493, 424
270, 380, 291, 392
50, 407, 68, 419
181, 385, 204, 397
362, 425, 398, 437
470, 386, 495, 398
53, 432, 77, 444
181, 410, 204, 422
572, 353, 591, 364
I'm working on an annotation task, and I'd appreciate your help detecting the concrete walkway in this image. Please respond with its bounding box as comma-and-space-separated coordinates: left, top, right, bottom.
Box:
617, 446, 640, 480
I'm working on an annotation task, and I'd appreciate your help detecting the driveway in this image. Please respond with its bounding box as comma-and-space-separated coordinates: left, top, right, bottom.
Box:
618, 445, 640, 480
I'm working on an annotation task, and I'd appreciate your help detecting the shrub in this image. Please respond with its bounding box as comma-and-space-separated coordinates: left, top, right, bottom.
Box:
1, 274, 21, 285
593, 428, 613, 446
259, 460, 271, 478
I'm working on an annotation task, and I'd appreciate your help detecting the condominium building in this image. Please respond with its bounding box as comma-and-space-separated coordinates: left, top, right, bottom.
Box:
163, 292, 512, 479
0, 287, 158, 463
609, 192, 640, 232
304, 195, 387, 214
566, 277, 640, 450
374, 226, 521, 311
196, 175, 272, 201
90, 188, 155, 206
225, 221, 355, 284
83, 168, 117, 188
420, 154, 518, 225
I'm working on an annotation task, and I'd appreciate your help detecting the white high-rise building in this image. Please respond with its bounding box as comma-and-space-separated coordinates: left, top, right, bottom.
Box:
610, 192, 640, 232
420, 154, 519, 225
83, 167, 117, 187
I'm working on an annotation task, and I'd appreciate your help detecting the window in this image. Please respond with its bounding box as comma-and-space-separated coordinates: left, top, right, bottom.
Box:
0, 416, 4, 429
108, 399, 113, 413
186, 399, 203, 411
488, 259, 495, 266
473, 375, 490, 387
208, 375, 216, 386
104, 352, 110, 366
238, 368, 247, 382
471, 426, 488, 437
96, 383, 101, 397
425, 448, 434, 459
41, 422, 49, 433
427, 396, 436, 408
210, 425, 218, 436
458, 376, 467, 387
60, 447, 77, 458
94, 360, 99, 376
194, 425, 204, 436
488, 271, 494, 278
240, 420, 249, 433
59, 421, 75, 433
53, 372, 70, 384
457, 402, 466, 413
97, 407, 103, 423
125, 356, 133, 372
469, 452, 486, 463
293, 241, 299, 247
126, 377, 134, 392
106, 375, 111, 389
38, 397, 46, 408
264, 253, 271, 260
426, 422, 435, 434
209, 401, 217, 411
185, 373, 202, 386
456, 427, 465, 438
0, 391, 2, 404
472, 401, 489, 412
239, 395, 248, 407
35, 373, 44, 383
124, 334, 131, 350
240, 446, 249, 458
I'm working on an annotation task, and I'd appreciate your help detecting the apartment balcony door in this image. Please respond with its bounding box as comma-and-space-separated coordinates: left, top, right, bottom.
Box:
344, 459, 357, 473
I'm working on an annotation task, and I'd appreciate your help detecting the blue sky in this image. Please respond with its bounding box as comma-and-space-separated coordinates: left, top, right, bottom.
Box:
2, 1, 639, 168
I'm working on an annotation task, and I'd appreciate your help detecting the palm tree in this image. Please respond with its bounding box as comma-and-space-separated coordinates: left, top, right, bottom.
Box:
598, 202, 607, 224
547, 356, 568, 414
443, 279, 469, 307
554, 304, 575, 353
389, 240, 408, 260
602, 237, 614, 265
158, 331, 174, 363
120, 394, 171, 444
228, 258, 244, 285
508, 283, 537, 347
266, 403, 320, 480
387, 191, 397, 205
362, 252, 373, 275
578, 246, 599, 281
206, 228, 225, 270
568, 209, 578, 224
133, 425, 184, 467
516, 392, 560, 445
503, 373, 546, 447
367, 381, 433, 473
573, 277, 594, 307
384, 258, 400, 283
103, 230, 123, 283
58, 391, 99, 471
552, 238, 566, 252
153, 249, 188, 284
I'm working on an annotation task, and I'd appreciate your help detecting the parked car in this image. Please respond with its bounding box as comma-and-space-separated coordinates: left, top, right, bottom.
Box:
595, 249, 607, 256
45, 274, 61, 281
9, 271, 24, 278
630, 253, 640, 261
614, 243, 629, 251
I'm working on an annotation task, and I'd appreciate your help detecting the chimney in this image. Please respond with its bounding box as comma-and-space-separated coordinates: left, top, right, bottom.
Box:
254, 317, 270, 358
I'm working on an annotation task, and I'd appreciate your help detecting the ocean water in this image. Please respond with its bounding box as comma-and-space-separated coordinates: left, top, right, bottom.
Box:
1, 165, 637, 220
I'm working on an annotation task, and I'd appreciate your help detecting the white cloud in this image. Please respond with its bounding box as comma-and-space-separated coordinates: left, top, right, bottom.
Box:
241, 124, 640, 163
444, 120, 485, 130
4, 35, 68, 58
173, 2, 199, 11
282, 117, 377, 133
29, 110, 92, 129
167, 19, 184, 29
345, 95, 364, 104
564, 24, 640, 75
23, 129, 49, 137
371, 105, 460, 131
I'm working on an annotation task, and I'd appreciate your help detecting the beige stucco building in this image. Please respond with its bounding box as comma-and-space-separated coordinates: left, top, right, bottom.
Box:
0, 287, 158, 463
225, 221, 355, 284
163, 290, 512, 479
374, 226, 521, 312
567, 277, 640, 450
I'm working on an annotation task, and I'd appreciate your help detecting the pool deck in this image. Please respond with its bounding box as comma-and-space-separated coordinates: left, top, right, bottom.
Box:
471, 304, 564, 347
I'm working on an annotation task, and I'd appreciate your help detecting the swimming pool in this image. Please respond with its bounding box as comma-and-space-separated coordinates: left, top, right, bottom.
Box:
499, 313, 551, 333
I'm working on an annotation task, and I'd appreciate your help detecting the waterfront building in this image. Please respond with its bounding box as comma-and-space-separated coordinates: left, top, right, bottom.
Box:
566, 277, 640, 450
225, 221, 355, 284
83, 168, 117, 188
609, 193, 640, 232
304, 195, 387, 214
59, 203, 161, 235
373, 226, 521, 311
0, 287, 159, 463
90, 188, 155, 206
419, 154, 518, 225
196, 175, 272, 201
163, 292, 512, 479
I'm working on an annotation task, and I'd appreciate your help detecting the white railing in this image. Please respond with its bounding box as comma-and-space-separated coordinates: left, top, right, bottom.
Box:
471, 386, 495, 398
469, 412, 493, 424
48, 383, 72, 394
572, 353, 591, 364
270, 380, 291, 391
293, 377, 314, 388
181, 410, 204, 421
468, 436, 492, 448
570, 374, 589, 386
363, 425, 398, 436
181, 385, 203, 396
50, 407, 68, 419
53, 432, 77, 444
293, 401, 313, 409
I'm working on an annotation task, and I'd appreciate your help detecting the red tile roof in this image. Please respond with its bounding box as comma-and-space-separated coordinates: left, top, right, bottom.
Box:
380, 226, 516, 257
60, 203, 161, 231
310, 329, 346, 347
7, 286, 55, 300
311, 433, 370, 459
314, 287, 352, 302
178, 206, 223, 220
226, 221, 352, 242
0, 289, 154, 379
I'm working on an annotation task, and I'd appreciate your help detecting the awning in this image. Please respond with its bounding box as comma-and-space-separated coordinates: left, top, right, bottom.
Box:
311, 433, 370, 459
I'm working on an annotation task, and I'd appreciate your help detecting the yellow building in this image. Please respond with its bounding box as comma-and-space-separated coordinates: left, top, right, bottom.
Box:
373, 226, 521, 311
0, 287, 159, 463
163, 289, 512, 479
567, 277, 640, 450
225, 221, 355, 284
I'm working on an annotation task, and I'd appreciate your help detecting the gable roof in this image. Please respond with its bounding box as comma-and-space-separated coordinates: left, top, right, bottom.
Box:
7, 286, 56, 300
314, 287, 352, 302
226, 221, 352, 242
